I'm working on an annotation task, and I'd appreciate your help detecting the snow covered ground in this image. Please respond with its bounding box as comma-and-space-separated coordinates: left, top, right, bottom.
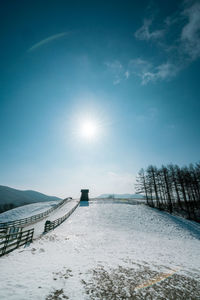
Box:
0, 199, 200, 299
25, 199, 80, 239
0, 201, 59, 223
0, 199, 79, 239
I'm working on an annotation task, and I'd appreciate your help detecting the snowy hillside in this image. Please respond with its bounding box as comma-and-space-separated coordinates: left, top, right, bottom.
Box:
0, 199, 199, 299
0, 201, 59, 223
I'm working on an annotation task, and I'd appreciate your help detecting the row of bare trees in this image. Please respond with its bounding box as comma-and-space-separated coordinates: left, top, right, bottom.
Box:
136, 163, 200, 221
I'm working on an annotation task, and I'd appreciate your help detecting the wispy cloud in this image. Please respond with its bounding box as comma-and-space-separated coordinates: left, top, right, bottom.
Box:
106, 1, 200, 85
124, 70, 130, 79
141, 62, 180, 85
105, 60, 125, 85
181, 2, 200, 61
132, 1, 200, 84
106, 58, 180, 85
28, 32, 69, 52
128, 58, 153, 84
134, 18, 165, 41
128, 58, 152, 73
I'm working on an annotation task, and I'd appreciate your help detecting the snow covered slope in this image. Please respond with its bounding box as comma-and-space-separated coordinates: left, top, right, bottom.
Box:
0, 200, 200, 299
0, 201, 59, 223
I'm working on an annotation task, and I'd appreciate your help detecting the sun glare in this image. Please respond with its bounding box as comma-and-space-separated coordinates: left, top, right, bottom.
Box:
70, 104, 107, 144
80, 120, 97, 139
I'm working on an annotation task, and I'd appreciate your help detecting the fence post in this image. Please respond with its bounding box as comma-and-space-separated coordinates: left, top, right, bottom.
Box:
25, 230, 30, 244
30, 229, 34, 243
44, 220, 51, 233
2, 235, 9, 256
17, 230, 23, 248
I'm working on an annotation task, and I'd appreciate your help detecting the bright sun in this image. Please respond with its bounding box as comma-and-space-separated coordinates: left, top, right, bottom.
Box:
80, 120, 97, 139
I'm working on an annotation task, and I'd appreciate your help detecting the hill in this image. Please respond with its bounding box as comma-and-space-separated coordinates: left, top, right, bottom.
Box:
0, 185, 61, 213
0, 200, 58, 223
0, 199, 199, 299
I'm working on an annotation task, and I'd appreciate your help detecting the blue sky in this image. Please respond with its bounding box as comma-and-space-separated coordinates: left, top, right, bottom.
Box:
0, 0, 200, 198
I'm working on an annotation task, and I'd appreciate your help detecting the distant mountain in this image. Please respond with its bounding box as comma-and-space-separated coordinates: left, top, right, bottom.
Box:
97, 194, 145, 199
0, 185, 61, 213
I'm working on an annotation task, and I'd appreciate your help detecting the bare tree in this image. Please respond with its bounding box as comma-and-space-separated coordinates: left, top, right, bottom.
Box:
135, 162, 200, 221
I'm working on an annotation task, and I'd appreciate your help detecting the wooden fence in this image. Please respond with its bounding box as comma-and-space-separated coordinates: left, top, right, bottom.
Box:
44, 201, 80, 233
0, 228, 34, 257
0, 197, 72, 229
0, 226, 21, 238
0, 227, 8, 238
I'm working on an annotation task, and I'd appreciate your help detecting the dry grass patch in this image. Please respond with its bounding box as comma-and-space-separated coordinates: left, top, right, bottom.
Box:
81, 263, 200, 300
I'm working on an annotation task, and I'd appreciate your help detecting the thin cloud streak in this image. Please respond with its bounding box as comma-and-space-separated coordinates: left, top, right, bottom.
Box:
28, 32, 69, 52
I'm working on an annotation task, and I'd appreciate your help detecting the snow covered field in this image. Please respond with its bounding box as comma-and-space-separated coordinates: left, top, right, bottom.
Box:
25, 199, 80, 239
0, 201, 59, 223
0, 199, 79, 239
0, 200, 200, 299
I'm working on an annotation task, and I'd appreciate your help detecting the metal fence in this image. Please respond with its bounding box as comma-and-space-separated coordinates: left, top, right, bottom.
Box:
0, 228, 34, 257
0, 197, 72, 229
44, 201, 80, 233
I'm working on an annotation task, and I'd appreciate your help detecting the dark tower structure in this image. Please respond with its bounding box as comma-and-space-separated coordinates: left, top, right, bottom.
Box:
80, 189, 89, 201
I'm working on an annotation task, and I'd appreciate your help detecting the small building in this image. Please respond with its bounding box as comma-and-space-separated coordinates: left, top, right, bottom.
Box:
80, 189, 89, 201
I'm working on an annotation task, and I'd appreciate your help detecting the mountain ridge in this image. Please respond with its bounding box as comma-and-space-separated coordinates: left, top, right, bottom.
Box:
97, 193, 144, 199
0, 185, 61, 213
